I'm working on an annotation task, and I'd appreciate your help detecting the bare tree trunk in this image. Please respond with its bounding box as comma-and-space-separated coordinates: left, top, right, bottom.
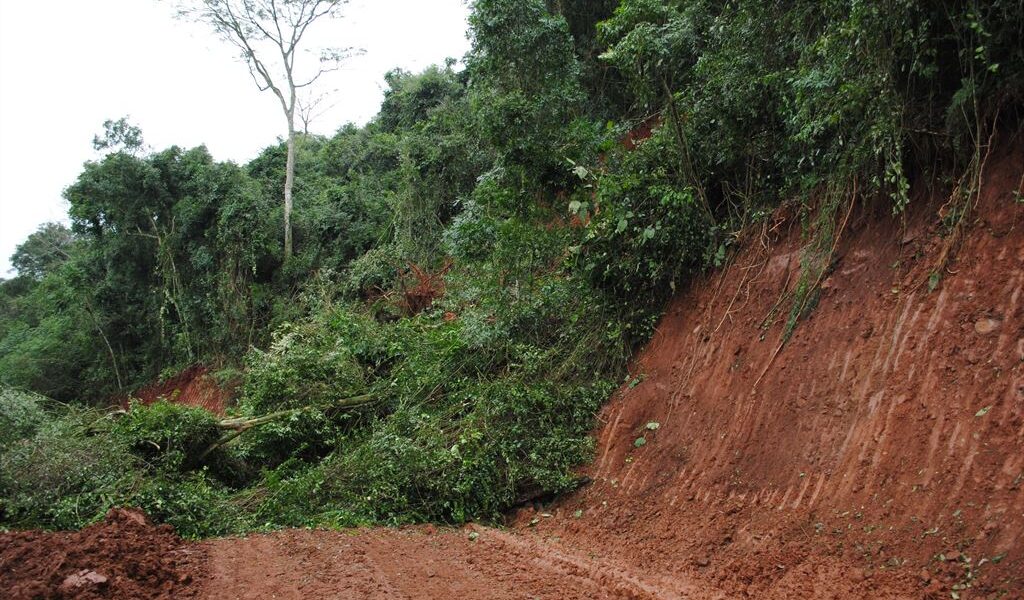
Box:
181, 0, 357, 262
83, 299, 123, 391
284, 117, 296, 260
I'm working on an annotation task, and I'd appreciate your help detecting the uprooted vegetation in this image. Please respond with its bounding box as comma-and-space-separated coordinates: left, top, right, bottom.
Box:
1, 0, 1023, 539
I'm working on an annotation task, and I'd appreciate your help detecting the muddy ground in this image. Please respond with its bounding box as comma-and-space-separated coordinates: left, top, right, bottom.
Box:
3, 142, 1022, 599
0, 509, 201, 600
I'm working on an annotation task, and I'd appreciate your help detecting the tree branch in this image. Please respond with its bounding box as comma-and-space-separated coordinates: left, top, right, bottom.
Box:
200, 393, 377, 461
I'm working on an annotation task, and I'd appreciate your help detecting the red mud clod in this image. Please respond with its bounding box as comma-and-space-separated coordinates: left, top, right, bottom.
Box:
0, 508, 203, 600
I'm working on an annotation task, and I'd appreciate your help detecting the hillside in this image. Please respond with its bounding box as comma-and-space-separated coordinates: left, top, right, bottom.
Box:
525, 140, 1024, 598
5, 140, 1019, 600
1, 1, 1023, 598
199, 139, 1023, 599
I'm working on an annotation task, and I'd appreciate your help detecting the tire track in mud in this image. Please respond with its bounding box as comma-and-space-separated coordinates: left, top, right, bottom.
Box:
202, 526, 688, 600
348, 534, 410, 599
474, 526, 710, 600
361, 527, 621, 599
201, 531, 405, 599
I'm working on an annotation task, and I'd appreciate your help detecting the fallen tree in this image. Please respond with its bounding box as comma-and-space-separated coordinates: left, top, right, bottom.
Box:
201, 393, 377, 460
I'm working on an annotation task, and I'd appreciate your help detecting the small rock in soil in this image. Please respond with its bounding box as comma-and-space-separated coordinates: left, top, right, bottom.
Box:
975, 318, 1001, 335
59, 569, 108, 592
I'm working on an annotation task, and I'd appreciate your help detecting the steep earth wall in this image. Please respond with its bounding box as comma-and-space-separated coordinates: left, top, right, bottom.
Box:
523, 141, 1024, 598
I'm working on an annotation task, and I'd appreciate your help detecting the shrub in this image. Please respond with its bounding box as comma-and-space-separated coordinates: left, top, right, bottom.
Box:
127, 472, 239, 538
340, 244, 402, 299
321, 379, 608, 524
0, 411, 138, 530
578, 125, 712, 311
237, 309, 383, 466
243, 321, 369, 413
111, 400, 222, 473
239, 460, 357, 530
0, 387, 47, 451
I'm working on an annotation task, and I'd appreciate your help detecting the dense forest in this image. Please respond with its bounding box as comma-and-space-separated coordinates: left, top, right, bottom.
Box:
1, 0, 1022, 537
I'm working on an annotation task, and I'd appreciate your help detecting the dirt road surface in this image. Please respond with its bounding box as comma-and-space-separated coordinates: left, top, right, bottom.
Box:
200, 525, 707, 600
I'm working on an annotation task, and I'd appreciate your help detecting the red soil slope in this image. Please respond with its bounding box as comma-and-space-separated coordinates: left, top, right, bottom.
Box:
523, 141, 1024, 598
127, 365, 232, 415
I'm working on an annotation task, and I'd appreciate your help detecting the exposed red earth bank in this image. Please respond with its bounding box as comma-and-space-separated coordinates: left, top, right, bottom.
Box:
3, 141, 1022, 599
125, 365, 233, 415
521, 141, 1024, 599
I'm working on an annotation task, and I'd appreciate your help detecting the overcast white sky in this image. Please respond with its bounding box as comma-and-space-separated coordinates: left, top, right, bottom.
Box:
0, 0, 471, 276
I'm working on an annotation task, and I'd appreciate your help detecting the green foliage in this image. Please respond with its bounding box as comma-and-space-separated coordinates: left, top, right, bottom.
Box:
468, 0, 587, 191
237, 310, 377, 466
249, 134, 392, 278
127, 472, 238, 538
577, 126, 712, 309
341, 244, 402, 299
92, 116, 145, 154
0, 264, 115, 400
238, 461, 346, 529
598, 0, 1022, 214
58, 145, 279, 392
243, 319, 369, 412
0, 410, 138, 530
236, 272, 621, 524
545, 0, 625, 115
322, 378, 607, 523
111, 401, 222, 473
0, 388, 48, 451
9, 223, 76, 281
388, 67, 488, 264
379, 65, 465, 133
0, 400, 243, 538
2, 0, 1021, 541
598, 0, 706, 110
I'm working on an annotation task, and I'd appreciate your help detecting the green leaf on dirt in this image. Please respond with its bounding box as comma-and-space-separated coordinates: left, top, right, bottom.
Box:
573, 509, 583, 518
975, 406, 992, 417
645, 422, 660, 430
634, 436, 647, 448
991, 553, 1006, 564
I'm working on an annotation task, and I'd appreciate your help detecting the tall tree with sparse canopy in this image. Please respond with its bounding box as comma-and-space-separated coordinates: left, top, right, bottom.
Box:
177, 0, 355, 260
